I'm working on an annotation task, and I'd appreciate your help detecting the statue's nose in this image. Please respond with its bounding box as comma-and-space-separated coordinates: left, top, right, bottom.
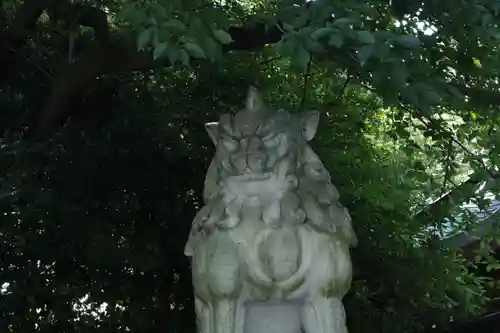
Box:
246, 137, 266, 172
231, 137, 267, 173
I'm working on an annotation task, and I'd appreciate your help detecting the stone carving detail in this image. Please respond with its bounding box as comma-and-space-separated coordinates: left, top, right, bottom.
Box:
185, 87, 357, 333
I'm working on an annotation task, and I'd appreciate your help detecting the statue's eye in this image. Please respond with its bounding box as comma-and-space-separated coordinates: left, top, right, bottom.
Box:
221, 136, 238, 151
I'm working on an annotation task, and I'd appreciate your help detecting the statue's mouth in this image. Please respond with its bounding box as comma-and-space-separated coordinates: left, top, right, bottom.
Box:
233, 172, 273, 182
224, 170, 294, 201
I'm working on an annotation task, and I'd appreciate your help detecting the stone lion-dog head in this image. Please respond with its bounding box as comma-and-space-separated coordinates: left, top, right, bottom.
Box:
185, 87, 357, 256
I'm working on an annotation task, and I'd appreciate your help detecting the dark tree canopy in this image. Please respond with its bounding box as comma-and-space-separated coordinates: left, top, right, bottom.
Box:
1, 1, 500, 333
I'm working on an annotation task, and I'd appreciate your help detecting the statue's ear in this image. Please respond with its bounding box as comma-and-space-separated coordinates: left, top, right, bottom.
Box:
301, 110, 320, 141
246, 86, 265, 112
205, 122, 219, 145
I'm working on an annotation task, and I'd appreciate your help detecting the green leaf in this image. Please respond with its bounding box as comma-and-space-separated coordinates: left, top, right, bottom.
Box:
165, 47, 180, 64
332, 17, 357, 27
395, 35, 420, 48
147, 16, 159, 27
188, 16, 203, 31
276, 35, 298, 56
179, 49, 190, 66
472, 57, 482, 68
357, 44, 375, 65
116, 5, 146, 26
421, 88, 441, 105
391, 60, 409, 86
303, 34, 324, 52
375, 30, 396, 41
164, 19, 187, 31
311, 27, 334, 40
446, 84, 465, 100
293, 44, 311, 70
153, 42, 168, 60
213, 29, 233, 45
328, 33, 343, 48
137, 28, 152, 50
292, 10, 310, 29
282, 22, 294, 32
486, 263, 500, 271
201, 37, 220, 62
357, 30, 375, 44
116, 4, 137, 22
150, 3, 168, 18
184, 42, 207, 59
482, 13, 493, 27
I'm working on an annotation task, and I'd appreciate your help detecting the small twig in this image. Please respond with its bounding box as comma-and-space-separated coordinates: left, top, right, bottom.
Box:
441, 138, 454, 197
299, 56, 312, 108
210, 68, 217, 114
336, 73, 351, 101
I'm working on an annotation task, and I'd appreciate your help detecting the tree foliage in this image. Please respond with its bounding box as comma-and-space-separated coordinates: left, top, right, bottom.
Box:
1, 0, 500, 333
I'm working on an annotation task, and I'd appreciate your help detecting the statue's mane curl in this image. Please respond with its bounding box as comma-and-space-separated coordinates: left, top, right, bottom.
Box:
184, 87, 357, 256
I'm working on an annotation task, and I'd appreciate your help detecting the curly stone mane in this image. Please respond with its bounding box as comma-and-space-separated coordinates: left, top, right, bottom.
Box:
185, 88, 356, 256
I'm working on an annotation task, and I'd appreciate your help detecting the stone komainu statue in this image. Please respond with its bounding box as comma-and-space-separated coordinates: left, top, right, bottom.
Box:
185, 87, 357, 333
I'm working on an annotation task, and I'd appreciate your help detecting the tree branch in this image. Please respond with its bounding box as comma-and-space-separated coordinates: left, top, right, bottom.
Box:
37, 21, 284, 132
11, 0, 46, 32
451, 82, 500, 107
0, 0, 6, 28
45, 0, 111, 48
0, 0, 47, 79
415, 175, 483, 227
39, 50, 104, 131
227, 23, 282, 51
0, 0, 112, 80
7, 0, 500, 132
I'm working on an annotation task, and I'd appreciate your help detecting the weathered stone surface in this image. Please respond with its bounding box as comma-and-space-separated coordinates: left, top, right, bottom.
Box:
185, 87, 357, 333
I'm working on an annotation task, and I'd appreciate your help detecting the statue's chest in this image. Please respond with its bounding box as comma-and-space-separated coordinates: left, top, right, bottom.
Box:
229, 218, 305, 289
229, 216, 300, 246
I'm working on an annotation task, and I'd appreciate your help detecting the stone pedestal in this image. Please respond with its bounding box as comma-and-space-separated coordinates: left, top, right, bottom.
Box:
245, 302, 301, 333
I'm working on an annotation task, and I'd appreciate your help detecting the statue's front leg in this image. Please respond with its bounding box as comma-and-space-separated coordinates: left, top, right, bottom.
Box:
194, 295, 243, 333
195, 297, 212, 333
301, 234, 352, 333
213, 298, 238, 333
202, 230, 243, 333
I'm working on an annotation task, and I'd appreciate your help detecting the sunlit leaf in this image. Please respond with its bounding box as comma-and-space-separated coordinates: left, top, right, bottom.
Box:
472, 57, 482, 68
